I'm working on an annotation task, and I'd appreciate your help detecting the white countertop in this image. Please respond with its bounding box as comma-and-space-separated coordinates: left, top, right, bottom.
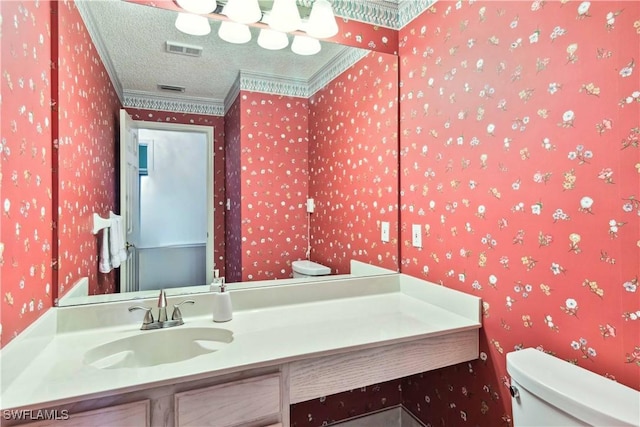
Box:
0, 274, 481, 410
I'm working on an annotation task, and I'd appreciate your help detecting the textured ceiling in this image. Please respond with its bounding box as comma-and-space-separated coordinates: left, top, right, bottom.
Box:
78, 0, 356, 107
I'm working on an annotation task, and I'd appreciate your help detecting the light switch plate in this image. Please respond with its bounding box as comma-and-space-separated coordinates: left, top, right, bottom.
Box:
412, 224, 422, 248
381, 221, 390, 242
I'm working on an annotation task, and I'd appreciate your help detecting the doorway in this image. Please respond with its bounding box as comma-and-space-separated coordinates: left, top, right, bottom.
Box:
123, 120, 214, 292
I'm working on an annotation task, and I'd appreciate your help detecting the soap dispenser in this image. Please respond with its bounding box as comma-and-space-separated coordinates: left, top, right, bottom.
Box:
211, 269, 232, 322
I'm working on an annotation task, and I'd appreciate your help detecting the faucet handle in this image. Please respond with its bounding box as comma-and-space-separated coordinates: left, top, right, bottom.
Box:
171, 300, 195, 321
128, 305, 154, 325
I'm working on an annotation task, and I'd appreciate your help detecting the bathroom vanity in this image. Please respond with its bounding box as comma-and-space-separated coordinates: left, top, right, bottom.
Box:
0, 274, 481, 427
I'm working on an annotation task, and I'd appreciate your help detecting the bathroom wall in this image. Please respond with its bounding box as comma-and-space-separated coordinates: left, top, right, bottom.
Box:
224, 96, 243, 283
0, 0, 53, 347
226, 92, 310, 282
308, 51, 400, 274
398, 1, 640, 425
126, 108, 226, 277
290, 379, 403, 426
57, 0, 121, 298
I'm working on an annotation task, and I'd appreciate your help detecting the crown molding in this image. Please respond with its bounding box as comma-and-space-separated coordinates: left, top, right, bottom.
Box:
398, 0, 437, 28
332, 0, 400, 30
297, 0, 432, 30
296, 0, 398, 29
75, 0, 124, 103
239, 71, 310, 99
123, 90, 226, 116
308, 46, 369, 96
122, 48, 369, 116
224, 74, 241, 114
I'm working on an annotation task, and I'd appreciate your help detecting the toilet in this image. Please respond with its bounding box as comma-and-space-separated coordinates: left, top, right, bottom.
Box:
507, 348, 639, 426
291, 260, 331, 278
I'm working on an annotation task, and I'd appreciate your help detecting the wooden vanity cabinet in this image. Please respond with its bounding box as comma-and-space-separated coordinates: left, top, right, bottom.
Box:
6, 329, 478, 427
174, 373, 281, 427
14, 401, 150, 427
6, 371, 284, 427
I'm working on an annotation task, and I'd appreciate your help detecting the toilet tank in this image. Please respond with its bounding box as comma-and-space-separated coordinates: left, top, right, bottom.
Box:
507, 348, 639, 426
292, 260, 331, 277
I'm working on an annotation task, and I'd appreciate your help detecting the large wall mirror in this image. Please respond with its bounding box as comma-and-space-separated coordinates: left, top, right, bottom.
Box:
58, 0, 399, 305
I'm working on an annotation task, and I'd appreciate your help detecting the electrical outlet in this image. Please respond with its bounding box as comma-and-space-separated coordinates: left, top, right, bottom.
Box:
412, 224, 422, 248
381, 221, 390, 242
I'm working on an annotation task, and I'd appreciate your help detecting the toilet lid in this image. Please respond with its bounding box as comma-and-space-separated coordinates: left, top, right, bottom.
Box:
507, 348, 639, 426
292, 260, 331, 276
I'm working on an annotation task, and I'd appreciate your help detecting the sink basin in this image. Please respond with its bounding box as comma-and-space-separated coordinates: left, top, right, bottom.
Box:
84, 327, 233, 369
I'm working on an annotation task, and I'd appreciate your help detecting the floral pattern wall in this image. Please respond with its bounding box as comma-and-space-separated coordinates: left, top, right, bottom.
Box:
399, 1, 639, 425
1, 0, 53, 347
125, 108, 226, 278
308, 51, 399, 274
290, 379, 403, 426
224, 96, 242, 283
57, 0, 121, 298
228, 92, 310, 282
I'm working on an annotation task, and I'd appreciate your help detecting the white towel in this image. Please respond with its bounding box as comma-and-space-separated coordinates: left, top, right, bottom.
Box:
109, 214, 128, 268
99, 227, 112, 273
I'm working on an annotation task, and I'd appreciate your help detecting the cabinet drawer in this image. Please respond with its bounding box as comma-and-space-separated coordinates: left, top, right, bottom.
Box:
175, 373, 281, 427
18, 401, 150, 427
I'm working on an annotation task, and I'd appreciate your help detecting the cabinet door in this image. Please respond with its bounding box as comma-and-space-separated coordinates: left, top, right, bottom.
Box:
175, 373, 281, 427
17, 401, 150, 427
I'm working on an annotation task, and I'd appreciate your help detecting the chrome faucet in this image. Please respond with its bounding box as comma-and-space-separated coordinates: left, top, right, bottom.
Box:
157, 288, 168, 322
129, 289, 195, 330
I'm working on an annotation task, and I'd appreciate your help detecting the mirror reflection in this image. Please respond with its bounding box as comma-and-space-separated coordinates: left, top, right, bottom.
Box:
59, 0, 399, 305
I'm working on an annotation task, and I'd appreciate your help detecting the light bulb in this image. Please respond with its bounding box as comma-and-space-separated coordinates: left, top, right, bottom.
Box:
269, 0, 301, 33
291, 35, 321, 55
258, 29, 289, 50
306, 0, 338, 39
223, 0, 262, 24
175, 13, 211, 36
218, 21, 251, 44
176, 0, 217, 15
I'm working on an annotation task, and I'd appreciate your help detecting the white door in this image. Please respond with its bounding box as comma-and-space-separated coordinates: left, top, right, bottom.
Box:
119, 109, 140, 293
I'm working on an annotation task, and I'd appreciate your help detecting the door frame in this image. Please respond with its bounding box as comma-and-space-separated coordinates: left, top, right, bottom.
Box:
129, 120, 215, 288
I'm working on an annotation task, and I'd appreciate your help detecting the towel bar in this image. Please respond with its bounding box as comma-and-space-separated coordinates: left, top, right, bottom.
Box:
92, 211, 115, 234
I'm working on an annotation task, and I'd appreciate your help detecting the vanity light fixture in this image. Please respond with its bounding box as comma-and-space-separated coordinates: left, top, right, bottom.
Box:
257, 28, 289, 50
291, 35, 321, 55
223, 0, 262, 24
268, 0, 301, 33
176, 0, 337, 55
306, 0, 338, 39
218, 21, 252, 44
175, 13, 211, 36
176, 0, 217, 15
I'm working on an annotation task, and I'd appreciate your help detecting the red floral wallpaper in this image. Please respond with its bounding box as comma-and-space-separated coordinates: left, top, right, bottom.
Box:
224, 96, 242, 283
290, 379, 403, 426
125, 108, 226, 278
229, 92, 310, 282
308, 51, 399, 274
57, 1, 121, 298
328, 18, 398, 55
399, 1, 640, 425
1, 0, 53, 346
4, 2, 637, 426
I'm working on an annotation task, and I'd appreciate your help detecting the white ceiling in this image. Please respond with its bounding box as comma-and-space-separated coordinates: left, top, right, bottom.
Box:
78, 0, 361, 109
